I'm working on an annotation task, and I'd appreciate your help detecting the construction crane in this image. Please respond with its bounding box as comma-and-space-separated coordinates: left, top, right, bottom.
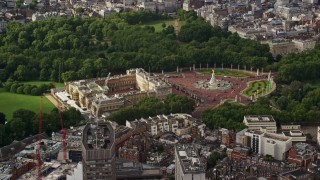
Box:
37, 96, 43, 180
52, 83, 68, 163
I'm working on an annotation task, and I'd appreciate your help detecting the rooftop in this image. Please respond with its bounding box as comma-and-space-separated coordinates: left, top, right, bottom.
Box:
82, 121, 115, 150
244, 115, 275, 123
175, 144, 206, 174
263, 132, 290, 142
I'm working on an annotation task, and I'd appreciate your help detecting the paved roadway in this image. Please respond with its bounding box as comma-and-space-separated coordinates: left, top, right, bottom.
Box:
166, 71, 273, 117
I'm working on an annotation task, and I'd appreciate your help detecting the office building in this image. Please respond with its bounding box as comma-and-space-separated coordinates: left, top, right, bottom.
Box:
243, 115, 277, 133
175, 144, 206, 180
81, 121, 116, 180
245, 131, 292, 161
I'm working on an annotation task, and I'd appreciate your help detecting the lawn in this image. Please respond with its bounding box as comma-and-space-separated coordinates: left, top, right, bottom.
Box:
142, 19, 185, 33
244, 80, 271, 97
198, 69, 252, 78
22, 81, 64, 88
0, 89, 55, 120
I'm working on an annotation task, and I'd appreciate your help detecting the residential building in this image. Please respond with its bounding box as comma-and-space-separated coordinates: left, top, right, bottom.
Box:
226, 146, 250, 161
279, 169, 314, 180
175, 144, 206, 180
243, 115, 277, 133
220, 128, 236, 146
81, 121, 116, 180
288, 143, 317, 168
126, 113, 204, 137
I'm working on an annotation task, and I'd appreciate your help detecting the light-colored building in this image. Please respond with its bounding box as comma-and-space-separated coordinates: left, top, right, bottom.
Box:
175, 144, 206, 180
263, 39, 295, 57
317, 126, 320, 146
292, 39, 316, 52
126, 113, 204, 137
245, 131, 292, 161
243, 115, 277, 133
62, 68, 172, 117
280, 124, 306, 142
81, 121, 116, 180
137, 1, 156, 12
66, 162, 83, 180
6, 0, 16, 8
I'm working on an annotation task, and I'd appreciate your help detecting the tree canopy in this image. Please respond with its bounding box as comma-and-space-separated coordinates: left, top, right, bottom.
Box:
0, 10, 272, 84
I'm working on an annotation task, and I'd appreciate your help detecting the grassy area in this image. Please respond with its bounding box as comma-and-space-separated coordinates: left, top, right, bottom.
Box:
244, 80, 271, 97
142, 19, 175, 32
198, 69, 252, 78
142, 19, 185, 33
0, 89, 55, 120
22, 81, 64, 88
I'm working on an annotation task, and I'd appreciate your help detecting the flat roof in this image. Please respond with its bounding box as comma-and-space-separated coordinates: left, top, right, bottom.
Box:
245, 115, 275, 122
175, 144, 205, 174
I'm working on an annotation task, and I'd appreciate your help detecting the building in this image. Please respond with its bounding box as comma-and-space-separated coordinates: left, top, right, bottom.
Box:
175, 144, 206, 180
61, 68, 172, 117
81, 121, 116, 180
263, 39, 295, 57
317, 126, 320, 146
67, 158, 166, 180
279, 169, 314, 180
220, 128, 236, 146
245, 131, 292, 161
243, 115, 277, 133
287, 143, 317, 168
126, 113, 204, 137
292, 39, 316, 52
226, 146, 250, 161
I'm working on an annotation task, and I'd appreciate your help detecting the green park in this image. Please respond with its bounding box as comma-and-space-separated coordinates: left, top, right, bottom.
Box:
198, 69, 252, 78
141, 19, 185, 32
243, 80, 271, 97
0, 81, 63, 120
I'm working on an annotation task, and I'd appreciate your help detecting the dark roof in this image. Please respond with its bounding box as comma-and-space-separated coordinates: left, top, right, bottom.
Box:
290, 169, 309, 177
0, 133, 48, 161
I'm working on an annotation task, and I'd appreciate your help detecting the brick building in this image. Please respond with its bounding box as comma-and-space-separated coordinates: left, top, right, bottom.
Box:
287, 143, 317, 168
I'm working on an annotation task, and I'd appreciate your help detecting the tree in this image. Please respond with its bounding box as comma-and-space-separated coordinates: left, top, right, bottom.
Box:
62, 71, 78, 82
162, 23, 166, 28
31, 87, 41, 96
40, 68, 49, 80
16, 0, 24, 8
10, 83, 20, 93
306, 133, 313, 141
23, 85, 32, 94
75, 7, 85, 14
62, 108, 84, 128
14, 65, 29, 81
10, 118, 26, 139
164, 94, 195, 114
13, 109, 36, 135
0, 124, 6, 146
0, 112, 6, 125
263, 154, 274, 161
16, 86, 24, 94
